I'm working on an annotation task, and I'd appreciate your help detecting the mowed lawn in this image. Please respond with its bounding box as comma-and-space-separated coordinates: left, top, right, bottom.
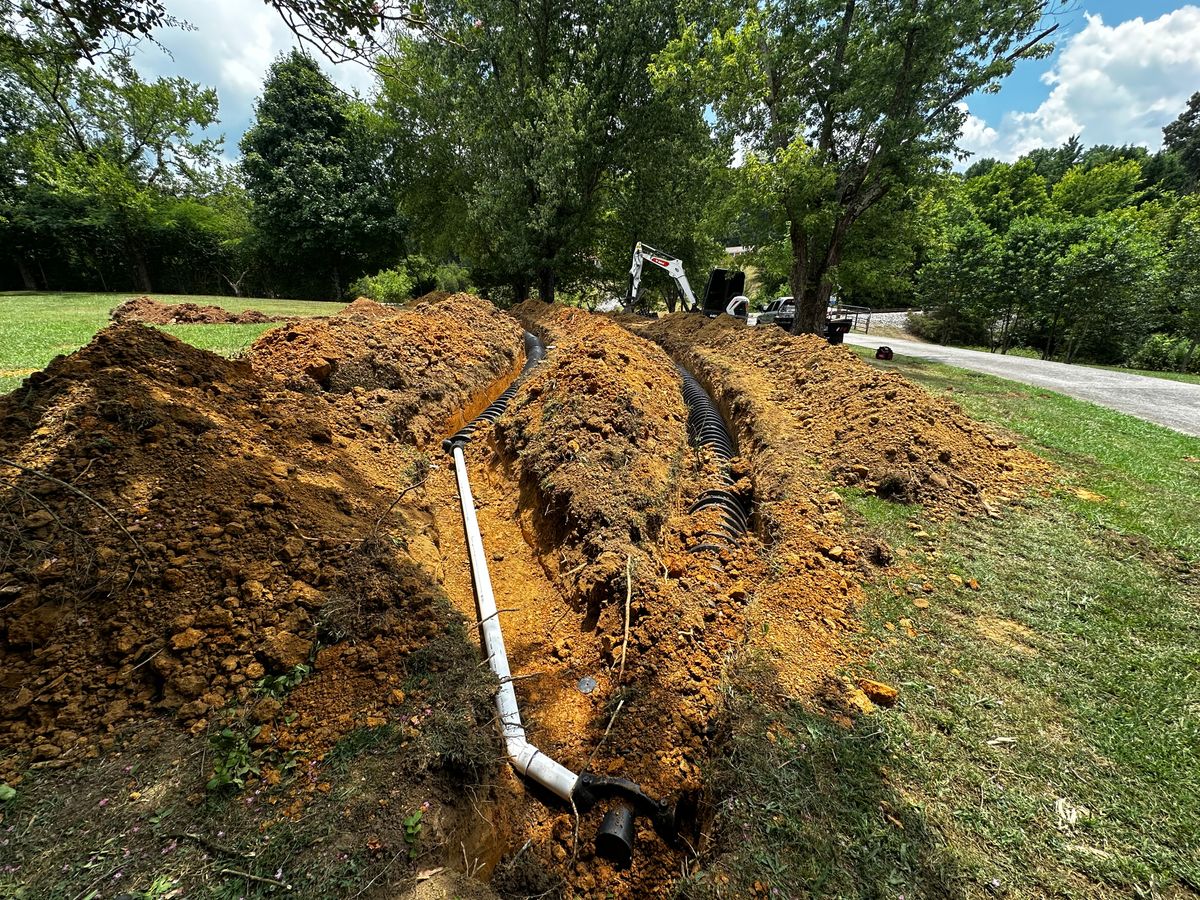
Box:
0, 291, 347, 392
696, 347, 1200, 899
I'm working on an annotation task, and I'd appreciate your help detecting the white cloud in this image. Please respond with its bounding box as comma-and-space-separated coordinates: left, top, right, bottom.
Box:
134, 0, 378, 153
962, 6, 1200, 162
957, 102, 999, 158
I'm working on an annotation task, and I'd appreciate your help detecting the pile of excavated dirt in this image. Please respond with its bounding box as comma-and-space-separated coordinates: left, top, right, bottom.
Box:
111, 296, 275, 325
632, 313, 1050, 700
638, 314, 1046, 514
502, 300, 690, 604
250, 293, 524, 447
336, 296, 401, 319
0, 311, 512, 789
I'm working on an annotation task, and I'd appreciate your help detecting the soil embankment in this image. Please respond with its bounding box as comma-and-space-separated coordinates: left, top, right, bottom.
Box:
632, 313, 1049, 697
111, 296, 276, 325
0, 296, 523, 893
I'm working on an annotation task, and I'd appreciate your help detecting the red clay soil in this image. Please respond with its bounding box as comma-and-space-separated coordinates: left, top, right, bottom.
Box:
336, 296, 402, 319
249, 293, 524, 447
0, 308, 515, 788
634, 313, 1050, 696
413, 301, 866, 896
503, 300, 690, 604
639, 313, 1046, 514
111, 296, 275, 325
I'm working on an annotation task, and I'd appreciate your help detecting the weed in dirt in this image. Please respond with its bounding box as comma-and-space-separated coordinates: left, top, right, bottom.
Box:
403, 806, 425, 858
206, 724, 261, 793
255, 662, 312, 699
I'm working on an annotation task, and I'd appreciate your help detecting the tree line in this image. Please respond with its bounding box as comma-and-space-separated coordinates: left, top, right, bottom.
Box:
2, 0, 1199, 371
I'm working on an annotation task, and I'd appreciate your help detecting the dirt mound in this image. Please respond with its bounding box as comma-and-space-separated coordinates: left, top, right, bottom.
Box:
0, 318, 510, 788
111, 296, 275, 325
638, 314, 1045, 513
503, 300, 689, 603
250, 293, 524, 447
336, 296, 401, 319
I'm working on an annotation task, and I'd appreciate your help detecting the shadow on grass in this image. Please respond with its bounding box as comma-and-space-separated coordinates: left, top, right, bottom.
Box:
685, 656, 968, 900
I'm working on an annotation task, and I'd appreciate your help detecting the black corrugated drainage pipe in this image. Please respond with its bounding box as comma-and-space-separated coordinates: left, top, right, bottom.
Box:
678, 367, 751, 554
441, 330, 678, 866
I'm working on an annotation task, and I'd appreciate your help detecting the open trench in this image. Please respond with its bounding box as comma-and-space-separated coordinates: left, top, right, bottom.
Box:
422, 318, 764, 896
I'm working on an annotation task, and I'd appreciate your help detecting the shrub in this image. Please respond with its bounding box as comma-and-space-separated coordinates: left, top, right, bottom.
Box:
434, 262, 473, 293
1128, 333, 1199, 373
348, 266, 415, 304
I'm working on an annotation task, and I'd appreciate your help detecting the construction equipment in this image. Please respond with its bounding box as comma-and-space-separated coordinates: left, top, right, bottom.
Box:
624, 242, 749, 318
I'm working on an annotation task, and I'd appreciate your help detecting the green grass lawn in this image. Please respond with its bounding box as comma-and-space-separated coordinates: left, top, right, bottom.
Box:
694, 349, 1200, 899
0, 291, 347, 392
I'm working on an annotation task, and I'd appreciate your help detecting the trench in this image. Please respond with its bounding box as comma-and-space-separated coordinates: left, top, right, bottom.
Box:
424, 325, 758, 891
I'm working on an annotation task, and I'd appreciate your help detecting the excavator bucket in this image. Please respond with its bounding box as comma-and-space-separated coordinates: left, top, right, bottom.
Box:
700, 269, 746, 315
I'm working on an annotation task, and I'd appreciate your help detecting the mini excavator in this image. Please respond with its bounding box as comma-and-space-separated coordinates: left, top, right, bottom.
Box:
623, 242, 749, 319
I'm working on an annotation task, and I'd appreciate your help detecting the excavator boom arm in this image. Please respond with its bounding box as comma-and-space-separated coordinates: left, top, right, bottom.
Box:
626, 242, 697, 312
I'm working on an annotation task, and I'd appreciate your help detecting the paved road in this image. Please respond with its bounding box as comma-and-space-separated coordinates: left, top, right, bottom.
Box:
843, 332, 1200, 438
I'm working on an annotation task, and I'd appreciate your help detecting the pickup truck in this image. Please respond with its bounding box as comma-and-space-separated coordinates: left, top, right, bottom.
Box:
757, 296, 852, 343
757, 296, 796, 330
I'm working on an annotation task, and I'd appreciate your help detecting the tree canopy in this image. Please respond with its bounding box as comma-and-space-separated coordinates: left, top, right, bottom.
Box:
655, 0, 1061, 333
240, 50, 400, 299
376, 0, 719, 304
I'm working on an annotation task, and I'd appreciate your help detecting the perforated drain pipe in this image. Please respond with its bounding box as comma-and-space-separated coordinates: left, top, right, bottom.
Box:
678, 366, 750, 553
441, 331, 678, 859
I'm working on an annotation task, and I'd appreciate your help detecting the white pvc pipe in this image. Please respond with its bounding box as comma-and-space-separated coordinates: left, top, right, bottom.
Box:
450, 444, 580, 802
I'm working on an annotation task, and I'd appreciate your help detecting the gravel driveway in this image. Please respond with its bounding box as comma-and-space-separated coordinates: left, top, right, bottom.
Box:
843, 333, 1200, 438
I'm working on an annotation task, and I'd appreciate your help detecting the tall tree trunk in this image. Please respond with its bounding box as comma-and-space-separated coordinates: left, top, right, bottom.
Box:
538, 265, 555, 305
37, 260, 49, 290
513, 278, 529, 304
787, 215, 822, 334
13, 256, 37, 291
331, 266, 342, 300
133, 247, 152, 293
1044, 309, 1063, 360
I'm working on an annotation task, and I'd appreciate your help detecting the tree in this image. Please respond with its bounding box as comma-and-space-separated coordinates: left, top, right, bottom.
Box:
1163, 91, 1200, 191
963, 159, 1050, 232
0, 0, 434, 68
1162, 195, 1200, 370
240, 50, 400, 298
1053, 208, 1161, 363
657, 0, 1061, 334
1020, 135, 1082, 185
376, 0, 717, 304
1051, 159, 1143, 218
1, 37, 223, 291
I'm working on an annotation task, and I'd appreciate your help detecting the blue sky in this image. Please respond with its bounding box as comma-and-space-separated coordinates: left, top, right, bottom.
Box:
131, 1, 1200, 164
958, 2, 1200, 162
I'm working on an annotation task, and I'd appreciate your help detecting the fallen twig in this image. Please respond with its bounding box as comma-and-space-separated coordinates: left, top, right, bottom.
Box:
0, 456, 151, 569
583, 698, 625, 774
168, 831, 251, 860
372, 476, 429, 536
219, 868, 286, 888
